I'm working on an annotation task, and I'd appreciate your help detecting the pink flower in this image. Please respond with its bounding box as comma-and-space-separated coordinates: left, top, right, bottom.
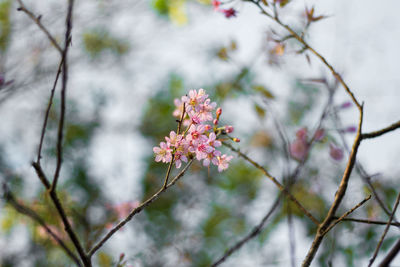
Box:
203, 150, 221, 167
182, 89, 208, 113
207, 132, 222, 148
165, 131, 183, 147
153, 142, 172, 163
217, 154, 233, 172
329, 143, 344, 161
195, 142, 214, 160
221, 8, 237, 18
174, 152, 188, 168
290, 139, 308, 161
198, 99, 217, 122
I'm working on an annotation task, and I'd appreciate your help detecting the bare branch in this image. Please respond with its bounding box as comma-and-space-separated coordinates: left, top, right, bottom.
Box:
88, 160, 194, 258
379, 237, 400, 267
211, 195, 281, 266
322, 195, 371, 236
16, 0, 63, 54
334, 217, 400, 227
369, 191, 400, 267
362, 120, 400, 140
223, 142, 319, 225
51, 0, 74, 192
2, 183, 82, 266
36, 59, 64, 164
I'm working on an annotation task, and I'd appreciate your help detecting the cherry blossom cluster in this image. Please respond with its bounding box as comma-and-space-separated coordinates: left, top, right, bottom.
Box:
153, 89, 237, 172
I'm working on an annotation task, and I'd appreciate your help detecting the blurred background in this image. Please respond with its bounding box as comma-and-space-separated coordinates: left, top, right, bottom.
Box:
0, 0, 399, 266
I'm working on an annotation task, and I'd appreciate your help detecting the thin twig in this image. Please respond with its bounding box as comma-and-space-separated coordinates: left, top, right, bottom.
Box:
36, 59, 64, 164
333, 217, 400, 227
302, 105, 364, 266
51, 0, 74, 192
322, 195, 371, 236
223, 142, 319, 225
369, 191, 400, 267
211, 195, 281, 266
16, 0, 63, 54
88, 160, 193, 258
362, 120, 400, 140
2, 183, 82, 266
163, 103, 186, 188
378, 237, 400, 267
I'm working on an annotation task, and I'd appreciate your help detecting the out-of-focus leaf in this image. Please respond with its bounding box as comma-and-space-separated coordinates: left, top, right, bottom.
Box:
278, 0, 290, 8
254, 103, 266, 119
83, 29, 129, 58
217, 162, 262, 201
0, 0, 11, 52
252, 85, 275, 99
203, 205, 230, 238
217, 47, 228, 61
250, 131, 273, 147
98, 252, 113, 267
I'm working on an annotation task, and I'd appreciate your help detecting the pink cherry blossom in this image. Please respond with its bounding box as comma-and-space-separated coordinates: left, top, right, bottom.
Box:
212, 0, 221, 11
154, 89, 235, 172
217, 154, 233, 172
153, 142, 172, 163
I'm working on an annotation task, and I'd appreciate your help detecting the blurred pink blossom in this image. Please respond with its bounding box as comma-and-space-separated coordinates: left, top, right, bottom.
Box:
329, 143, 344, 161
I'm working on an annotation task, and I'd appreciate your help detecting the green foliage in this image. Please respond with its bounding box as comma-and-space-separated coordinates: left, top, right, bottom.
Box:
83, 29, 129, 58
152, 0, 188, 25
217, 162, 263, 201
0, 0, 11, 52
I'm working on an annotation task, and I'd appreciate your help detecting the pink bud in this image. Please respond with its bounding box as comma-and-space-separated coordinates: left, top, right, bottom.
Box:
222, 8, 237, 18
314, 128, 325, 141
296, 127, 308, 141
204, 125, 212, 131
345, 126, 357, 133
120, 253, 125, 260
225, 125, 234, 133
290, 139, 308, 161
329, 143, 344, 161
212, 0, 221, 11
340, 101, 352, 109
213, 119, 219, 125
233, 138, 240, 142
216, 107, 222, 116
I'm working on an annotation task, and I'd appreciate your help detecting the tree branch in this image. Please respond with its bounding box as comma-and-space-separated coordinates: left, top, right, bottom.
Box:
2, 183, 82, 266
223, 142, 319, 225
369, 191, 400, 267
322, 195, 371, 236
16, 0, 63, 54
88, 159, 194, 258
211, 195, 281, 266
362, 120, 400, 140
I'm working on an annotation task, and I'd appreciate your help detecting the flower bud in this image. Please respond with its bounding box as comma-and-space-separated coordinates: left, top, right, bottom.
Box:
213, 119, 219, 125
204, 125, 212, 131
225, 125, 234, 133
216, 107, 222, 116
340, 101, 352, 109
233, 138, 240, 143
